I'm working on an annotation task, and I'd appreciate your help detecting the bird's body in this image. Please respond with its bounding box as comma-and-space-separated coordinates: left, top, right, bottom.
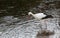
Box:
28, 12, 53, 20
32, 13, 46, 20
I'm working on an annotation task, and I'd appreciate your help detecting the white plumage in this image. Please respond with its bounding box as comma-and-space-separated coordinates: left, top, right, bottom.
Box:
28, 12, 47, 20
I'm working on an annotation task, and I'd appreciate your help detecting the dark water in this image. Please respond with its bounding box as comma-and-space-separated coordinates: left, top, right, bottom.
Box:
0, 0, 60, 17
0, 0, 42, 17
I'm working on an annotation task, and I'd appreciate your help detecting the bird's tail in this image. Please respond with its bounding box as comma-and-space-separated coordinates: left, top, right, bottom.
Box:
42, 15, 53, 19
46, 15, 53, 18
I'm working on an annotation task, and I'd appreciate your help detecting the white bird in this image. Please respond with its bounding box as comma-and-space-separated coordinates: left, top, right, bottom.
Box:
28, 12, 53, 20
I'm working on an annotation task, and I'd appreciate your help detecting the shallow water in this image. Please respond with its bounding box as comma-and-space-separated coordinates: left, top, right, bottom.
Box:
0, 17, 60, 38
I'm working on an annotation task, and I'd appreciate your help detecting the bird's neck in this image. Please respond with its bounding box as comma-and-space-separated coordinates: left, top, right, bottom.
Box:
30, 13, 34, 16
31, 14, 34, 16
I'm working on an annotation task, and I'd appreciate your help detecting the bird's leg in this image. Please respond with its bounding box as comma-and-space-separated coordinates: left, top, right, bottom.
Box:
41, 20, 47, 30
44, 20, 47, 30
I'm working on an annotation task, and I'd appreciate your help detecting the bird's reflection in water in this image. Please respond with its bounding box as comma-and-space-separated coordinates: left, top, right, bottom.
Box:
36, 30, 54, 38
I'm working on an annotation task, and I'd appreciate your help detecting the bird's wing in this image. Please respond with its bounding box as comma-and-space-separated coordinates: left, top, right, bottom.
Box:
34, 13, 47, 18
35, 13, 46, 16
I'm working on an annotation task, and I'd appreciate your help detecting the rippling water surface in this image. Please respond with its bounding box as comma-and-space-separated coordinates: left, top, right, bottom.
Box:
0, 0, 60, 38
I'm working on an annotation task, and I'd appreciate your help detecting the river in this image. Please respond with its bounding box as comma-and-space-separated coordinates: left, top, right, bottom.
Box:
0, 0, 60, 38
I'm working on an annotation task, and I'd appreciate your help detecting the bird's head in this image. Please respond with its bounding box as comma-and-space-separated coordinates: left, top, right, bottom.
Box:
28, 12, 33, 15
27, 12, 33, 20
